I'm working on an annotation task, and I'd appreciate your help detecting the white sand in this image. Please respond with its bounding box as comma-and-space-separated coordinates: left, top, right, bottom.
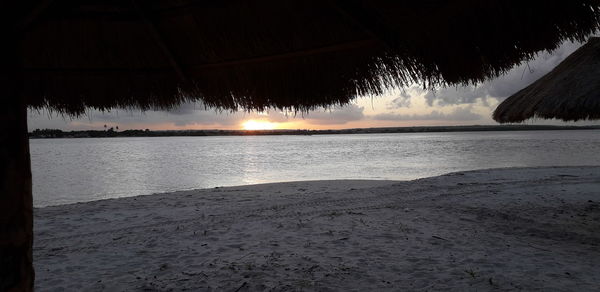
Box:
34, 166, 600, 291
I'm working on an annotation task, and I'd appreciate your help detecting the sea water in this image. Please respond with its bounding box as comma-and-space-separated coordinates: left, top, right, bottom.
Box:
30, 130, 600, 207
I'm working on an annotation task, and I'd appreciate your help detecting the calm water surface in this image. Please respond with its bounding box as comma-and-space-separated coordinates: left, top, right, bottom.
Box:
30, 130, 600, 206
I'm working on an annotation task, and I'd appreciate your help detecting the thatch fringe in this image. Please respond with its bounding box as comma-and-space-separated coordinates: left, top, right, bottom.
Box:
493, 37, 600, 123
13, 0, 600, 115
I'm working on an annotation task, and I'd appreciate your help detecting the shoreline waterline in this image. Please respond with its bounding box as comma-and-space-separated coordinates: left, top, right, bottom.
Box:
34, 165, 599, 209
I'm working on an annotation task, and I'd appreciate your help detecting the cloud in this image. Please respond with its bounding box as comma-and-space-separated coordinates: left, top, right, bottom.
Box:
301, 104, 365, 125
372, 106, 482, 121
423, 86, 487, 106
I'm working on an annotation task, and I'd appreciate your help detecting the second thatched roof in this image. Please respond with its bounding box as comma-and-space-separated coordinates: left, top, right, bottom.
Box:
494, 37, 600, 123
12, 0, 600, 115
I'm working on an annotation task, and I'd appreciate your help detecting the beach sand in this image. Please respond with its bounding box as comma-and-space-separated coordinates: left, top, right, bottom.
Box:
34, 166, 600, 291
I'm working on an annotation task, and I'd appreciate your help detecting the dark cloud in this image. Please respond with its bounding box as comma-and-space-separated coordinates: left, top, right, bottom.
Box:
27, 40, 588, 130
91, 108, 241, 127
168, 102, 205, 115
28, 104, 366, 130
28, 107, 249, 130
417, 41, 583, 106
386, 89, 414, 109
372, 106, 481, 121
484, 42, 581, 100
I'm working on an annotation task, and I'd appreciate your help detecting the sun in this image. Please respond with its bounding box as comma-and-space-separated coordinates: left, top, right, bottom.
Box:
242, 120, 277, 130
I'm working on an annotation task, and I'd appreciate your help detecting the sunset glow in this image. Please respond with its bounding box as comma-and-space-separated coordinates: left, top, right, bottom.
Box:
242, 120, 277, 130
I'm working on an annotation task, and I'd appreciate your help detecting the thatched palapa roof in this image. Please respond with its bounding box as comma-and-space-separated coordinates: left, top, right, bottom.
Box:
14, 0, 600, 115
4, 2, 600, 290
494, 37, 600, 123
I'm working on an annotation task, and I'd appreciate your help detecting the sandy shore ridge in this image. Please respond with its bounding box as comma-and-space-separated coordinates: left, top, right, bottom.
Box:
34, 166, 600, 291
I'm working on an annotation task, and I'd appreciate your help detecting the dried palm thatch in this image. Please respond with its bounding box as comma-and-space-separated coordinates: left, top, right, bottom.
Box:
494, 37, 600, 123
13, 0, 600, 115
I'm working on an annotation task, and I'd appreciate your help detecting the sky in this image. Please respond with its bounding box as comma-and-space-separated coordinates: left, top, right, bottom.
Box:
28, 40, 599, 131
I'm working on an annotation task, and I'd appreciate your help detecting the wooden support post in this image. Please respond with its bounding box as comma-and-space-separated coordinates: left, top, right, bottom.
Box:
0, 35, 34, 291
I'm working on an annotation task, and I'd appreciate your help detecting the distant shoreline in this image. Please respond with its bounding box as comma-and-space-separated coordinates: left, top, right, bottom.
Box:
29, 124, 600, 139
